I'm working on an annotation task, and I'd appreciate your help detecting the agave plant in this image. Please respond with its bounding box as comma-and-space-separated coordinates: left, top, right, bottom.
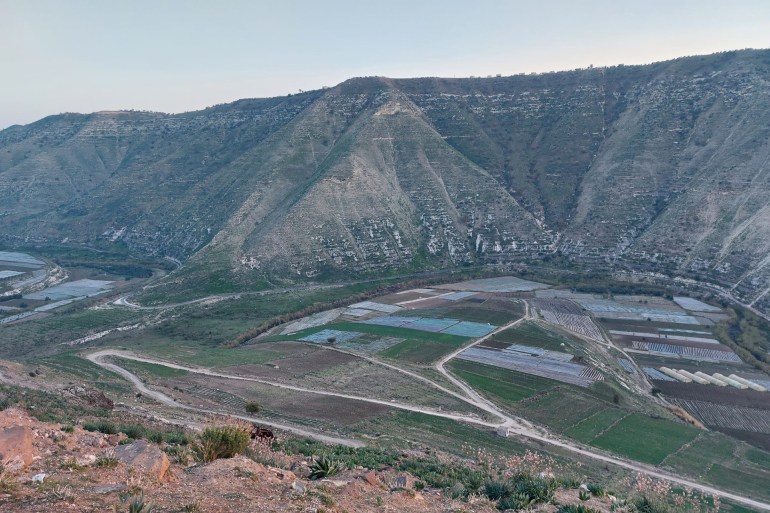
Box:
308, 453, 345, 480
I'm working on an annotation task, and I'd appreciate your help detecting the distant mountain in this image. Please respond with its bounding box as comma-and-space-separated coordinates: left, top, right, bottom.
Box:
2, 50, 770, 308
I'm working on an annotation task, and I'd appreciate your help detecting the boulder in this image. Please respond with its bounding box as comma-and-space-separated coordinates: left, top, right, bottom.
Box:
0, 425, 33, 470
114, 440, 170, 480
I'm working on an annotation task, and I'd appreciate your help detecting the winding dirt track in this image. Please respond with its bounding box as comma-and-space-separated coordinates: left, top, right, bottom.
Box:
88, 318, 770, 511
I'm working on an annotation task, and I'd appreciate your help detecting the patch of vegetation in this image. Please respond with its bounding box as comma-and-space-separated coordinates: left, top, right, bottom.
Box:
0, 384, 109, 423
379, 338, 465, 364
565, 408, 628, 443
715, 307, 770, 373
590, 414, 700, 465
308, 453, 346, 480
199, 424, 250, 462
449, 361, 549, 404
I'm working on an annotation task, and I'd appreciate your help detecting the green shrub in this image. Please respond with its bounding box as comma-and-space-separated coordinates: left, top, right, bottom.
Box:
634, 495, 672, 513
244, 401, 261, 414
558, 505, 600, 513
125, 492, 156, 513
483, 480, 510, 501
445, 481, 466, 499
511, 475, 556, 504
164, 431, 190, 445
60, 425, 74, 433
497, 492, 534, 511
199, 424, 250, 462
587, 483, 605, 497
119, 424, 147, 440
83, 420, 117, 435
308, 453, 345, 480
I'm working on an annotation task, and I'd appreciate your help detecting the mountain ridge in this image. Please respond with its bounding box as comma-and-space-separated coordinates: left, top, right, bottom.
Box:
2, 49, 770, 310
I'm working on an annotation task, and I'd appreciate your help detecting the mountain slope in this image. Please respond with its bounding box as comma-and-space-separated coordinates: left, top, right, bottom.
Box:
2, 50, 770, 307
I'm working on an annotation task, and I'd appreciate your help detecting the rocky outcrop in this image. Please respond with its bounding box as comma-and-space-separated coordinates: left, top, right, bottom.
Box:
0, 425, 33, 470
114, 440, 170, 480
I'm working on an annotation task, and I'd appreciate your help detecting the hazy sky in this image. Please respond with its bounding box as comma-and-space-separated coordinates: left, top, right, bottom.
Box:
1, 0, 769, 129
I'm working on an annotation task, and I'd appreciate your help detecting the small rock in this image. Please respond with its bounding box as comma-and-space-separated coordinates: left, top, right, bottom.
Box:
363, 471, 379, 487
77, 454, 97, 466
291, 480, 306, 495
32, 473, 46, 483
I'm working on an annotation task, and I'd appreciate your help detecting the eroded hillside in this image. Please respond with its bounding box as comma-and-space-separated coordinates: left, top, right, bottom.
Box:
2, 50, 770, 308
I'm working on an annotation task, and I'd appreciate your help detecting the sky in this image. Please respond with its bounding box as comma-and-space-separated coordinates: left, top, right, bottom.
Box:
1, 0, 769, 129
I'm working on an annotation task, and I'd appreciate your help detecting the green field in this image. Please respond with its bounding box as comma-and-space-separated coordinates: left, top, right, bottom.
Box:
138, 341, 285, 368
564, 408, 629, 443
706, 464, 770, 501
520, 390, 609, 431
591, 414, 700, 465
490, 321, 578, 352
379, 338, 467, 364
662, 432, 739, 477
449, 361, 547, 405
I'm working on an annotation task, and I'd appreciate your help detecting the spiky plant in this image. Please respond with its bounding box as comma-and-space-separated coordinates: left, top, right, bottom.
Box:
308, 453, 345, 480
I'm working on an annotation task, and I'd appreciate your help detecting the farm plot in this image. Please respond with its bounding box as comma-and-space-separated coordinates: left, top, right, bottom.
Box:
654, 381, 770, 409
447, 360, 557, 406
0, 251, 45, 268
533, 298, 603, 340
487, 321, 576, 352
631, 341, 742, 362
442, 299, 525, 325
334, 335, 405, 354
300, 329, 363, 344
457, 346, 602, 386
380, 337, 466, 364
617, 358, 636, 373
24, 279, 114, 300
182, 374, 392, 427
667, 399, 770, 434
349, 300, 402, 313
590, 413, 701, 465
564, 408, 629, 443
662, 432, 740, 476
673, 297, 722, 312
610, 329, 719, 344
435, 276, 550, 293
519, 391, 608, 431
643, 367, 676, 381
280, 308, 345, 334
359, 315, 496, 337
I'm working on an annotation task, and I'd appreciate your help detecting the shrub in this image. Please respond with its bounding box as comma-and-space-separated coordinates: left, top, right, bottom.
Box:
579, 489, 591, 501
60, 425, 74, 433
558, 505, 600, 513
244, 401, 261, 414
126, 492, 156, 513
119, 424, 147, 440
199, 424, 250, 462
634, 495, 672, 513
497, 492, 534, 511
308, 453, 345, 480
164, 431, 190, 445
483, 480, 510, 501
587, 483, 605, 497
95, 448, 119, 468
511, 475, 556, 504
83, 420, 117, 434
445, 481, 466, 499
